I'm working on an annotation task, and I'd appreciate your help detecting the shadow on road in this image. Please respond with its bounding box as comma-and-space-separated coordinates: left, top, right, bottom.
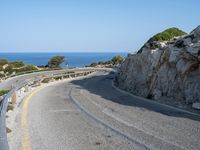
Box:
71, 73, 200, 122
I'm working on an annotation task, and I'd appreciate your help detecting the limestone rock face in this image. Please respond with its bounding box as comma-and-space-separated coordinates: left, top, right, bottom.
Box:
115, 26, 200, 105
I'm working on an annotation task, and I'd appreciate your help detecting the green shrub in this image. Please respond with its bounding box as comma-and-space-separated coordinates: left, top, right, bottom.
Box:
63, 74, 70, 78
111, 55, 125, 65
53, 75, 63, 80
104, 60, 112, 65
41, 78, 50, 83
9, 61, 24, 68
138, 27, 187, 53
0, 90, 9, 96
65, 71, 75, 74
16, 65, 37, 73
4, 66, 13, 74
0, 73, 5, 78
148, 27, 187, 43
98, 61, 104, 65
89, 62, 98, 67
0, 59, 8, 66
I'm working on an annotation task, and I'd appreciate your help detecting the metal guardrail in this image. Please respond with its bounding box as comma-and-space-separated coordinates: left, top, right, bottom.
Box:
0, 92, 10, 150
0, 68, 62, 80
0, 80, 29, 150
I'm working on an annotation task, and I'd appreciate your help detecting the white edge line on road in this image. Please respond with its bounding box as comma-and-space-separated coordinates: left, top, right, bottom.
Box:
49, 109, 80, 113
102, 108, 133, 127
79, 89, 101, 108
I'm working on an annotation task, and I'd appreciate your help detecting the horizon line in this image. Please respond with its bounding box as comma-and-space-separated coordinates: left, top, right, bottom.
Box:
0, 51, 131, 53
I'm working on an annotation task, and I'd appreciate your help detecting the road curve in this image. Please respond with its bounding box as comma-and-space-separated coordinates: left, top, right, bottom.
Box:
13, 71, 200, 150
0, 68, 97, 90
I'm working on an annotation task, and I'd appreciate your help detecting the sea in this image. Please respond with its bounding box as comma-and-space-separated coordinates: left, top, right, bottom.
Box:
0, 52, 127, 68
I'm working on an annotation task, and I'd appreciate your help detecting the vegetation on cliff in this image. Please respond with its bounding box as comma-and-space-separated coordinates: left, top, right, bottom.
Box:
138, 27, 187, 53
0, 59, 38, 78
148, 27, 187, 43
87, 55, 125, 68
0, 59, 8, 66
0, 55, 66, 79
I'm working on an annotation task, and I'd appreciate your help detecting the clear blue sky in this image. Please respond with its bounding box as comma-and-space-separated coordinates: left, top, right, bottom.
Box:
0, 0, 199, 53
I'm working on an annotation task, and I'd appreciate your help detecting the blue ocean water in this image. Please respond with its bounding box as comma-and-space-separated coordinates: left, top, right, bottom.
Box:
0, 52, 127, 68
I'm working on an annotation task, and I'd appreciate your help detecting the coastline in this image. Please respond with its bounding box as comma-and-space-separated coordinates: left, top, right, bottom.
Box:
0, 52, 128, 67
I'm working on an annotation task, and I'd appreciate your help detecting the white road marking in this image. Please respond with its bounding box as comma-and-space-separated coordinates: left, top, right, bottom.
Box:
79, 89, 101, 107
49, 109, 80, 113
102, 108, 133, 127
80, 89, 83, 94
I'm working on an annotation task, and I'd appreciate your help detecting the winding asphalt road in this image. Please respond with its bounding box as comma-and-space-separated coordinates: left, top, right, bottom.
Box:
0, 68, 95, 90
9, 71, 200, 150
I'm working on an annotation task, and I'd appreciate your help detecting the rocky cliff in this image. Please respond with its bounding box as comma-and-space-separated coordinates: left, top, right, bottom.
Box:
115, 26, 200, 108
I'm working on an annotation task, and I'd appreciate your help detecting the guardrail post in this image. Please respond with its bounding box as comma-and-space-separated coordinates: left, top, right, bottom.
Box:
25, 85, 29, 92
11, 92, 17, 105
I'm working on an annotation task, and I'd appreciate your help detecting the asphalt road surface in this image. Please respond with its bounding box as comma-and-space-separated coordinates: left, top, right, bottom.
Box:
16, 72, 200, 150
0, 68, 96, 90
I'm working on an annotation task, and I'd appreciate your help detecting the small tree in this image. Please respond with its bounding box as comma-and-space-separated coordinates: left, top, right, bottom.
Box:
111, 55, 125, 65
48, 56, 65, 67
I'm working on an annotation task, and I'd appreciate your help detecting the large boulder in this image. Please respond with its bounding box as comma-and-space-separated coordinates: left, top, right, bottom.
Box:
115, 26, 200, 105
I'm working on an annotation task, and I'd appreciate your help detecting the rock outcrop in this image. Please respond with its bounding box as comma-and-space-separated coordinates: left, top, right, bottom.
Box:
115, 26, 200, 106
